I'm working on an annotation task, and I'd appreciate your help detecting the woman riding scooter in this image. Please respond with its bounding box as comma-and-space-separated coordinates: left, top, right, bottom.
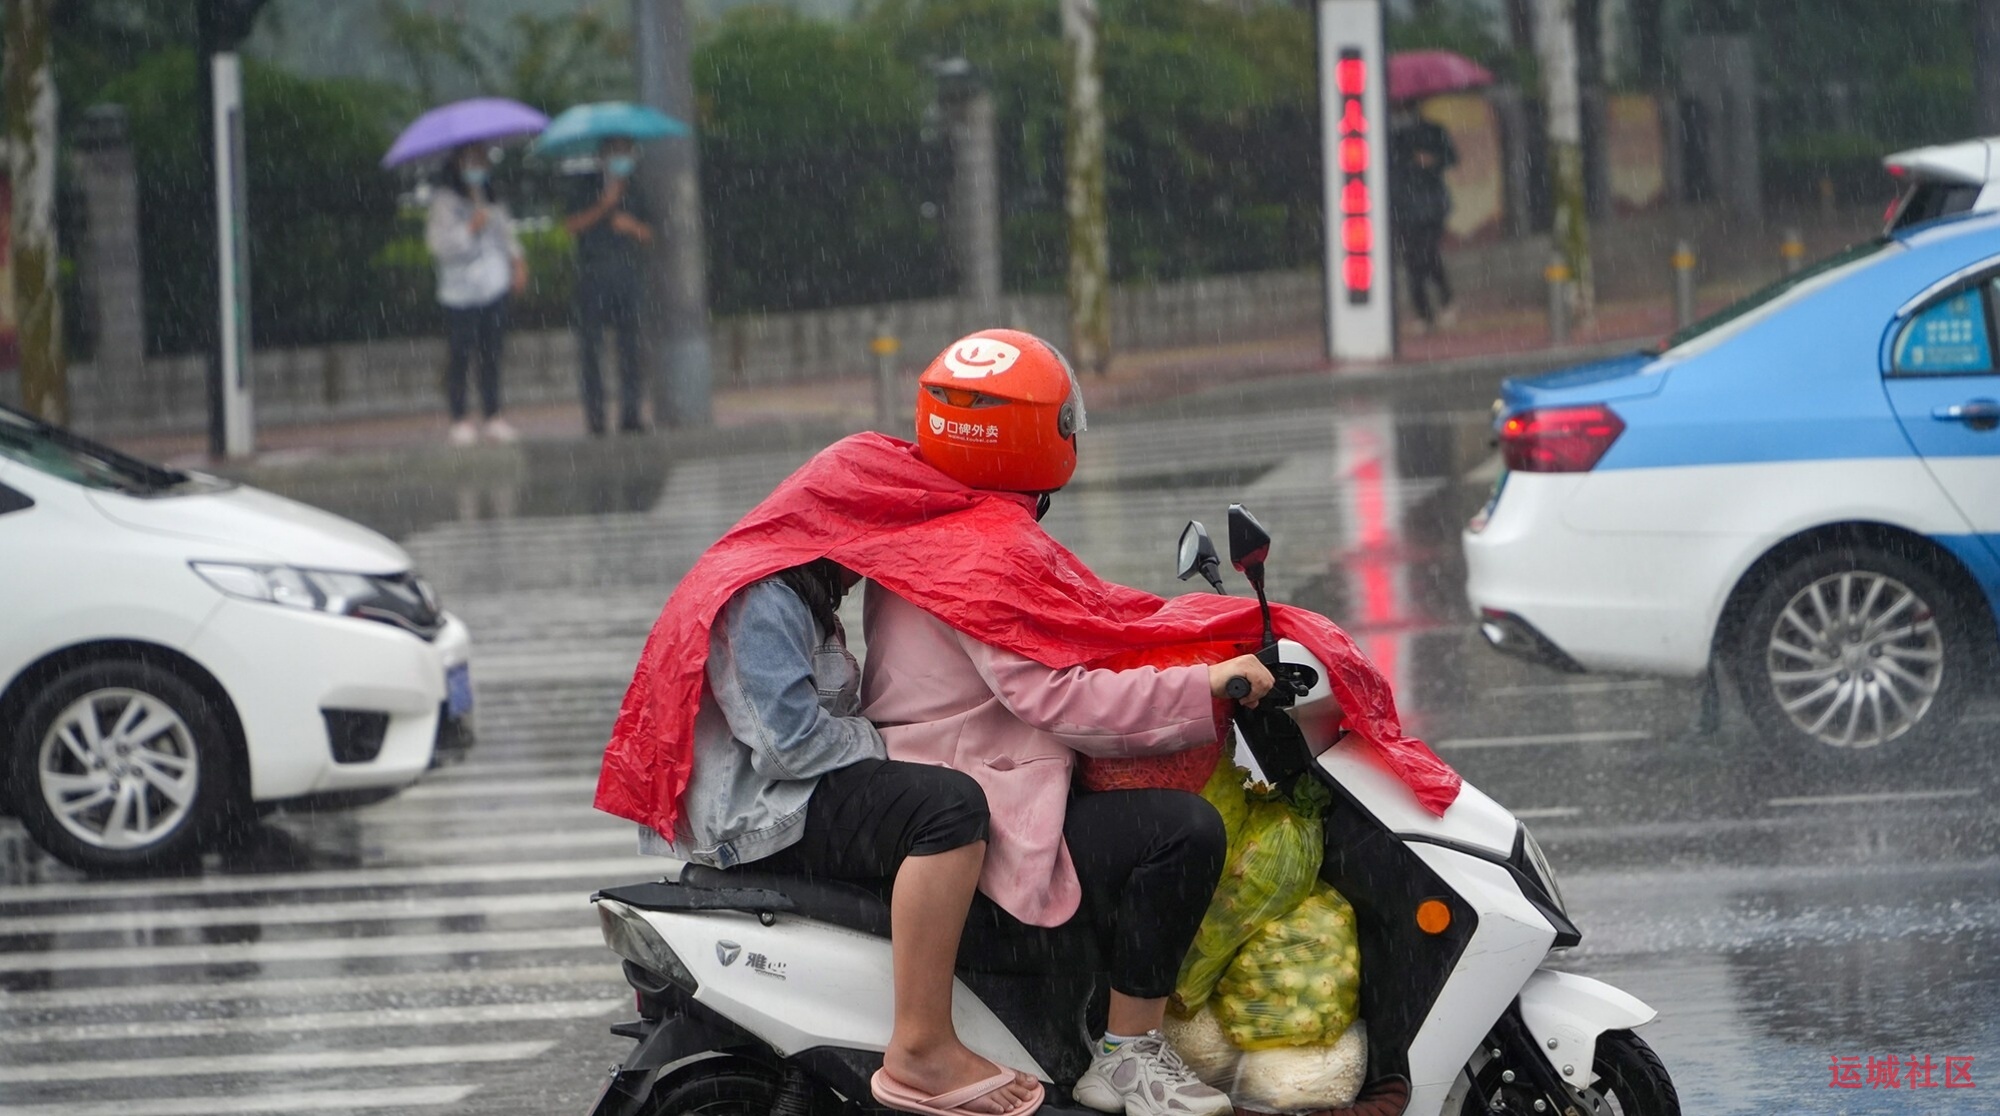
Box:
863, 329, 1274, 1116
631, 558, 1043, 1116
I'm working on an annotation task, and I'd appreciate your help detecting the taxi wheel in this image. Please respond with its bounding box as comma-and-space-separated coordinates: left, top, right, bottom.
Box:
1729, 544, 1977, 758
9, 659, 238, 873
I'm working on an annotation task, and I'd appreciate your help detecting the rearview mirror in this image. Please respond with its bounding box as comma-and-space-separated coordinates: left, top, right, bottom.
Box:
1228, 504, 1271, 573
1177, 521, 1213, 580
1177, 521, 1225, 592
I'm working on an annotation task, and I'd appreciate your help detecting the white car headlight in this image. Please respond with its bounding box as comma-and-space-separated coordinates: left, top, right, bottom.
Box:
192, 562, 444, 639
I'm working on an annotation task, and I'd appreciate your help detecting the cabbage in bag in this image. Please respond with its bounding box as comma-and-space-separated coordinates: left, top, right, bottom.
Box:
1198, 759, 1251, 848
1233, 1021, 1368, 1113
1172, 779, 1328, 1013
1213, 884, 1362, 1050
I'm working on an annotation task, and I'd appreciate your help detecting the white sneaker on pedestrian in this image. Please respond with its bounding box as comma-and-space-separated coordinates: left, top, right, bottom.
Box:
1072, 1032, 1233, 1116
482, 417, 519, 444
448, 420, 479, 447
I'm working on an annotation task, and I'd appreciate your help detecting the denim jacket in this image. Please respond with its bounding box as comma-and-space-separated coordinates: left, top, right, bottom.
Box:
639, 578, 884, 867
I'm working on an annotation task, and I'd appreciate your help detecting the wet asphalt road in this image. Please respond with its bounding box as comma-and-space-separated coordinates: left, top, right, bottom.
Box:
4, 366, 2000, 1116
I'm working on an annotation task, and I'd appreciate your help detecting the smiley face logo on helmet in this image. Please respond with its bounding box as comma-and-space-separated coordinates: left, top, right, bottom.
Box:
943, 337, 1022, 379
928, 413, 947, 435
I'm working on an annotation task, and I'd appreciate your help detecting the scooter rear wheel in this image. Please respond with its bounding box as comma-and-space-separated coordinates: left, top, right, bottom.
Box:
1452, 1029, 1679, 1115
637, 1064, 776, 1116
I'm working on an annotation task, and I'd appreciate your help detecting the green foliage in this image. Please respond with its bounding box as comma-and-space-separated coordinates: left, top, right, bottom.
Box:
696, 9, 949, 312
99, 49, 413, 353
866, 0, 1321, 288
377, 1, 632, 113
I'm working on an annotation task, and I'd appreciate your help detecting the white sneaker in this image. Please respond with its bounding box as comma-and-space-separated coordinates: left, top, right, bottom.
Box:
1073, 1032, 1233, 1116
482, 417, 519, 443
448, 420, 479, 447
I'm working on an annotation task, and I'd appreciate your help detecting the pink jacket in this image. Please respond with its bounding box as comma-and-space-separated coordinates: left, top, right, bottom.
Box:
860, 584, 1217, 927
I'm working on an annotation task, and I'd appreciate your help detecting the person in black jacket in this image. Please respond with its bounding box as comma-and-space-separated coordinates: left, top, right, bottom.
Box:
1391, 105, 1458, 333
564, 137, 654, 435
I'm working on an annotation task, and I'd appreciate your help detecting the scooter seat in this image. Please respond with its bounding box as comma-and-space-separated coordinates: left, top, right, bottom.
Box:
678, 864, 892, 938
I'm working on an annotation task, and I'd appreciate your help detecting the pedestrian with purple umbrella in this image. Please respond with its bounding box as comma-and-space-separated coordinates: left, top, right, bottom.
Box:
428, 144, 527, 445
383, 97, 549, 446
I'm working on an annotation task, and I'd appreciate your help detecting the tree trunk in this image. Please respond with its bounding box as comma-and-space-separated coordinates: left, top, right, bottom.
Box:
5, 0, 65, 423
1061, 0, 1110, 374
1533, 0, 1594, 319
1976, 0, 2000, 135
1504, 0, 1535, 55
1631, 0, 1667, 88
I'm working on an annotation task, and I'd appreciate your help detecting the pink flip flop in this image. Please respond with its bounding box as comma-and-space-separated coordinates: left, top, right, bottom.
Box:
869, 1066, 1044, 1116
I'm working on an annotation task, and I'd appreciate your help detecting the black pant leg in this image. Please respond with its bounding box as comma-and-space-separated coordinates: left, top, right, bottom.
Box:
611, 287, 644, 430
1064, 789, 1226, 1000
575, 288, 608, 434
444, 306, 475, 420
758, 758, 990, 883
475, 297, 507, 417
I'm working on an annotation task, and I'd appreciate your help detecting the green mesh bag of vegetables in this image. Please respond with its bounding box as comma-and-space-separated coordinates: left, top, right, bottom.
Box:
1198, 759, 1251, 849
1213, 883, 1362, 1050
1172, 779, 1329, 1013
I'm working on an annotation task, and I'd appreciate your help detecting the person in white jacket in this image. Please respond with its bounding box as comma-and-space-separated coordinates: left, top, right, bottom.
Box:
426, 144, 527, 446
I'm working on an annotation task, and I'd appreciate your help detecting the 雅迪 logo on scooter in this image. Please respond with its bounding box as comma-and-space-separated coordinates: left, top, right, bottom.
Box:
715, 940, 741, 966
943, 338, 1020, 379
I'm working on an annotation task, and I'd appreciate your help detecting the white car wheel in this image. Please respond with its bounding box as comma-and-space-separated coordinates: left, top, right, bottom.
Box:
38, 688, 202, 852
1731, 544, 1977, 757
10, 659, 239, 872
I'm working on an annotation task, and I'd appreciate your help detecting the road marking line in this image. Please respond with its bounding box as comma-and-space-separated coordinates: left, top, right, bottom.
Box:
0, 1085, 478, 1116
0, 963, 617, 1012
1512, 807, 1582, 820
0, 927, 602, 973
399, 775, 601, 799
1480, 680, 1665, 697
0, 855, 662, 905
0, 1040, 552, 1084
1433, 730, 1650, 749
1, 999, 617, 1046
1766, 788, 1983, 809
0, 890, 590, 935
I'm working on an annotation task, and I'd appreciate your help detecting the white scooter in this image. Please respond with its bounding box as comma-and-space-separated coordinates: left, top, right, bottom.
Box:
584, 505, 1679, 1116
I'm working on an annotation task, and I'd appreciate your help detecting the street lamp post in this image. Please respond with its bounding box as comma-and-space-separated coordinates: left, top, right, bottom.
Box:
633, 0, 713, 429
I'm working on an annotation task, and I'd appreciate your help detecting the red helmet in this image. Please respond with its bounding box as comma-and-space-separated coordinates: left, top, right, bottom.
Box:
914, 329, 1086, 493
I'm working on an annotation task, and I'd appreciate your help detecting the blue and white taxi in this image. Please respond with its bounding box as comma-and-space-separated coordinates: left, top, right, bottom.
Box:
1465, 212, 2000, 756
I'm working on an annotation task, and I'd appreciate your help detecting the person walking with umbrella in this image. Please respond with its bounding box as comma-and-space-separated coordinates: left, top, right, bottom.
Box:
429, 143, 528, 444
1386, 51, 1490, 336
538, 103, 687, 436
563, 137, 652, 435
384, 97, 548, 446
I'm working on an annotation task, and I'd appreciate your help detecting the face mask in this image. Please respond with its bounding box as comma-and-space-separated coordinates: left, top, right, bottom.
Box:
461, 167, 490, 187
606, 156, 637, 178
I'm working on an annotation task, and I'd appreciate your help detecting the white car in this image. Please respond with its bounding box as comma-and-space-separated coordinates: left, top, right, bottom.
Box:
0, 404, 472, 870
1885, 136, 2000, 231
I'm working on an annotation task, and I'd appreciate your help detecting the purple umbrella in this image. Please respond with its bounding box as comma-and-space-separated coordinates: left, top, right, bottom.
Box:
1388, 50, 1495, 102
382, 97, 550, 169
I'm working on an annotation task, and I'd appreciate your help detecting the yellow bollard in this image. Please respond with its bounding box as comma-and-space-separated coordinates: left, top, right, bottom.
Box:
1780, 228, 1806, 275
1545, 256, 1573, 345
871, 315, 903, 427
1671, 241, 1697, 329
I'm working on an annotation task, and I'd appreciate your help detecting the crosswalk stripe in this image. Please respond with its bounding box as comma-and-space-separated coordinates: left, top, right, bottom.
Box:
399, 775, 602, 800
0, 927, 603, 974
247, 826, 634, 865
0, 890, 589, 936
0, 963, 617, 1011
0, 856, 663, 905
1, 999, 618, 1046
0, 1040, 553, 1084
0, 1085, 479, 1116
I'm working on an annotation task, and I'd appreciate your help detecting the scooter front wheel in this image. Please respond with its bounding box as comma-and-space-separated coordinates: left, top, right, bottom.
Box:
1450, 1029, 1680, 1115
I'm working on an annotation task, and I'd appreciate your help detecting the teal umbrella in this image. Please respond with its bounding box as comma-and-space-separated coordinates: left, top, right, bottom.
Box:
531, 102, 690, 159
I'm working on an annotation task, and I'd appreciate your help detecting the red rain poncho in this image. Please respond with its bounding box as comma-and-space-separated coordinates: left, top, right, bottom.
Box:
594, 433, 1460, 835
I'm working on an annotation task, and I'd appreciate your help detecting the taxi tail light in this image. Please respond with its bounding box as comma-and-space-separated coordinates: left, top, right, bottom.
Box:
1499, 405, 1625, 473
